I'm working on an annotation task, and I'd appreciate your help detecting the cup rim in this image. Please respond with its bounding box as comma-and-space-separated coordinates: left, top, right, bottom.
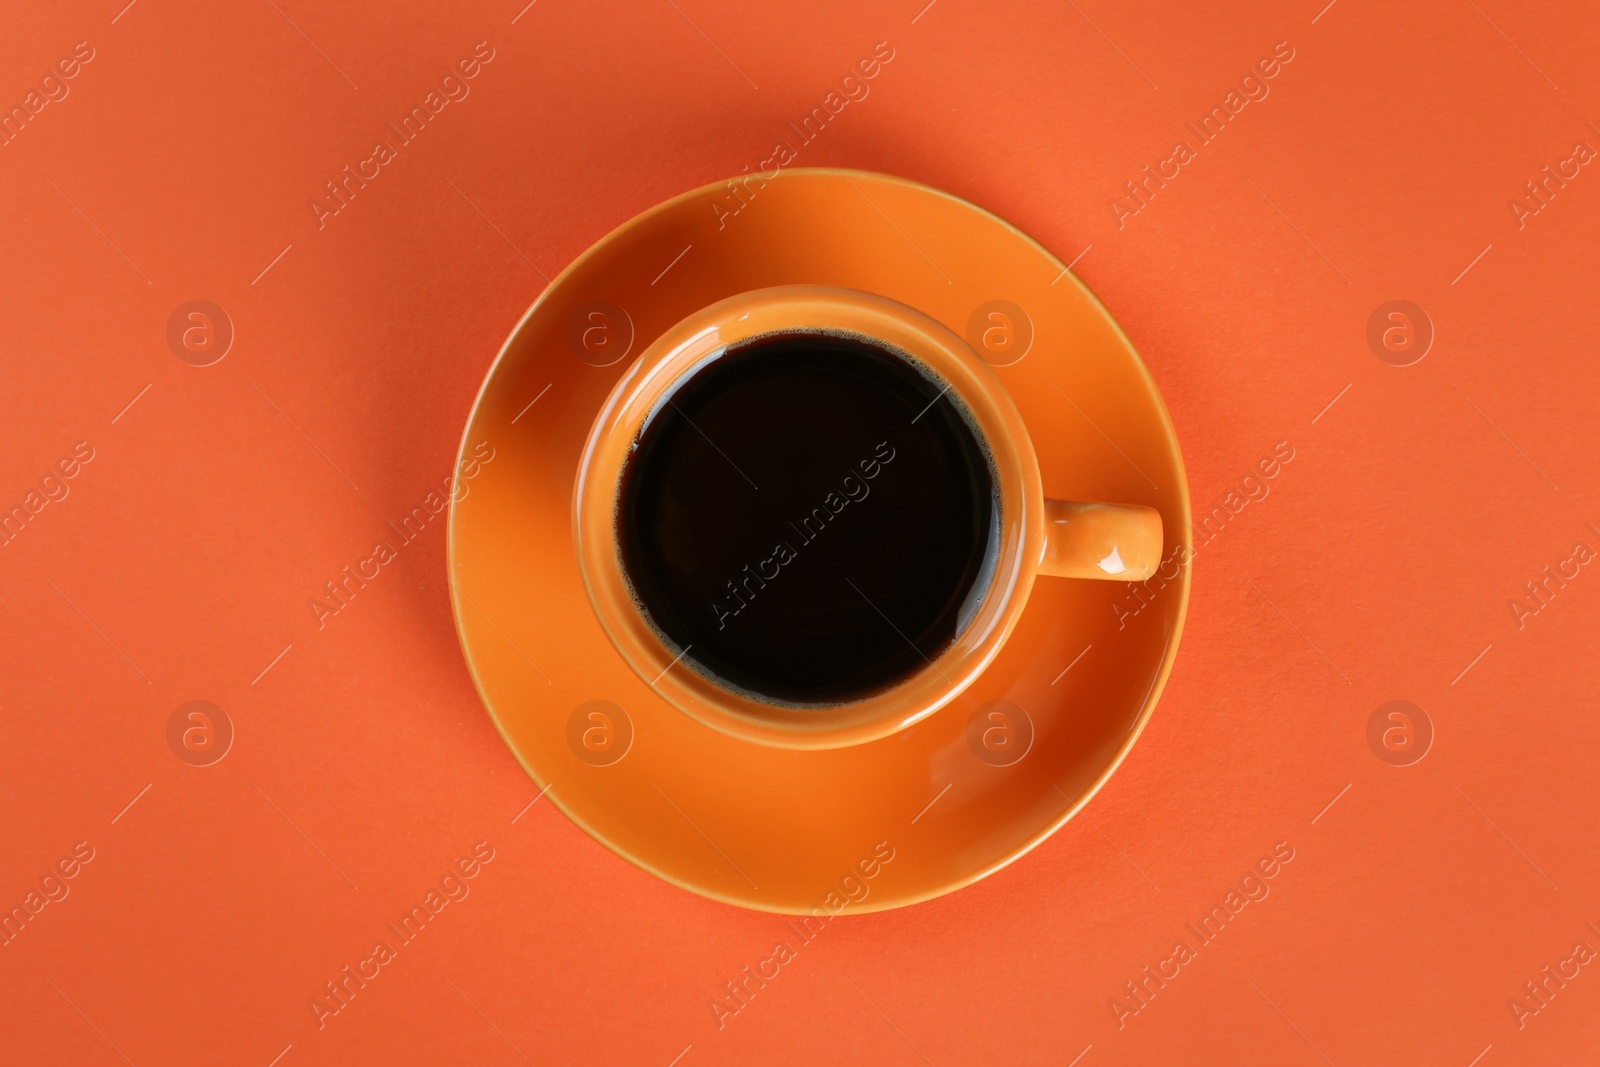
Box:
573, 285, 1049, 749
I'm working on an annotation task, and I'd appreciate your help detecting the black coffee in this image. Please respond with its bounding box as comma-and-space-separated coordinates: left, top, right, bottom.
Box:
617, 331, 997, 706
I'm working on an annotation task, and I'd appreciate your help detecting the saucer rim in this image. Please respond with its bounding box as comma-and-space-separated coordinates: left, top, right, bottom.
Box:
445, 167, 1193, 913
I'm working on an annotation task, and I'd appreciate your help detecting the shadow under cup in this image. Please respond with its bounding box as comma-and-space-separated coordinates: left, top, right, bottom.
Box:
614, 327, 1003, 710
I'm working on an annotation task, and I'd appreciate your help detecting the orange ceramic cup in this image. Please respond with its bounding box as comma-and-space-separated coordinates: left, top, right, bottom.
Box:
573, 286, 1161, 750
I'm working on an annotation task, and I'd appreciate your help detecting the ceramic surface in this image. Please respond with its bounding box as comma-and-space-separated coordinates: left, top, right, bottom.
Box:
571, 284, 1164, 750
448, 168, 1191, 913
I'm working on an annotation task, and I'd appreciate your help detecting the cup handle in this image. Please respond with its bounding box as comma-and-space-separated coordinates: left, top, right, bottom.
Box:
1039, 500, 1164, 581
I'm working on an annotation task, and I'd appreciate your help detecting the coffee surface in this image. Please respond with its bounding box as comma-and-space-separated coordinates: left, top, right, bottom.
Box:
617, 331, 997, 705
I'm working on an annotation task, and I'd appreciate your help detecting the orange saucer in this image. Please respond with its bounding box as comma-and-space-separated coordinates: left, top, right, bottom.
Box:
447, 169, 1191, 913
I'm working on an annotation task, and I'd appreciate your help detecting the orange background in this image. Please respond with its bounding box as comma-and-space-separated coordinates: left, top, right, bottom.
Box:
3, 1, 1598, 1064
